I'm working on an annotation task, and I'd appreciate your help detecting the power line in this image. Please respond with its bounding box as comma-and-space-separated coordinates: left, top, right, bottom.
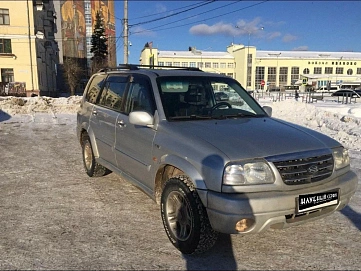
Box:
130, 1, 213, 21
131, 1, 268, 35
129, 0, 215, 27
131, 0, 243, 33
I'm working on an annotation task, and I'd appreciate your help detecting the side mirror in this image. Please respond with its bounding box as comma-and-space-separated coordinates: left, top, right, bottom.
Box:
263, 106, 272, 117
129, 111, 154, 127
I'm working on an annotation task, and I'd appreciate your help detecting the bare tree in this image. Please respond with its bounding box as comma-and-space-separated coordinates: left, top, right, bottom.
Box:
63, 57, 84, 96
91, 55, 107, 75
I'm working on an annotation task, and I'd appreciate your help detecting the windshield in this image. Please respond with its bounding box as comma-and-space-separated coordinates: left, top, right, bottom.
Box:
157, 76, 267, 121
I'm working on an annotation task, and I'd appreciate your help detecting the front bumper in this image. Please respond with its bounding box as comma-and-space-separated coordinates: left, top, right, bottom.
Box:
205, 170, 358, 234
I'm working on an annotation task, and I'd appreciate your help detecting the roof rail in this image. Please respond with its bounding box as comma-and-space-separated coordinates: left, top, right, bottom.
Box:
138, 64, 202, 71
98, 64, 202, 73
98, 64, 139, 73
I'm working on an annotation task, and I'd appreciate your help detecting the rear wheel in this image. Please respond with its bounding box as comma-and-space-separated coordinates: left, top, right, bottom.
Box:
161, 176, 218, 254
82, 136, 110, 177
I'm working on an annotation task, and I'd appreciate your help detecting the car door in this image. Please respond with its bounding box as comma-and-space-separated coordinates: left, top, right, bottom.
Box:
114, 74, 157, 191
90, 75, 129, 167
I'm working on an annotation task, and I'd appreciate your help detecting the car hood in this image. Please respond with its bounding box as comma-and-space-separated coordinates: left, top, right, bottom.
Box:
164, 117, 340, 161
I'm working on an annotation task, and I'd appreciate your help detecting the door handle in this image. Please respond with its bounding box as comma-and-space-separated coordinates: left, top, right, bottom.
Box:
117, 120, 126, 127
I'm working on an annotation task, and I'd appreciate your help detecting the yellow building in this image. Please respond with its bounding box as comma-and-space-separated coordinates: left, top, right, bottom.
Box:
0, 0, 116, 97
0, 0, 58, 97
140, 43, 361, 92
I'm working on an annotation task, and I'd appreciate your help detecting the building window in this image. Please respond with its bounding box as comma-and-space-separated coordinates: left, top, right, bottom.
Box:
227, 73, 233, 78
347, 69, 353, 75
325, 67, 333, 74
255, 66, 265, 89
158, 62, 164, 66
228, 62, 234, 68
205, 62, 211, 68
85, 14, 91, 24
0, 39, 12, 53
213, 63, 219, 69
190, 62, 196, 68
84, 2, 91, 12
220, 63, 226, 68
1, 68, 14, 82
165, 62, 172, 66
357, 68, 361, 74
303, 68, 310, 74
0, 9, 10, 25
247, 67, 252, 87
197, 62, 203, 68
86, 27, 92, 36
313, 67, 322, 74
291, 67, 299, 83
279, 67, 288, 87
181, 62, 188, 67
173, 62, 180, 67
336, 67, 343, 74
267, 67, 276, 86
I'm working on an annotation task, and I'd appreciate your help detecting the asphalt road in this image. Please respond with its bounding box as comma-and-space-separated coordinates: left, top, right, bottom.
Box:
0, 115, 360, 270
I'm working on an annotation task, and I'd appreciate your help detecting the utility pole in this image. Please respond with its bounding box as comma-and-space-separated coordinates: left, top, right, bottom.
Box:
123, 0, 128, 64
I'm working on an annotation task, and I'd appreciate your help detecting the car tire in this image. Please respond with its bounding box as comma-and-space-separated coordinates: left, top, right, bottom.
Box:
161, 175, 218, 254
82, 136, 110, 177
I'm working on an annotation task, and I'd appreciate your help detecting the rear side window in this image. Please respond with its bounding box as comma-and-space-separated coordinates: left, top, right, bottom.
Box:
85, 75, 106, 104
99, 75, 129, 111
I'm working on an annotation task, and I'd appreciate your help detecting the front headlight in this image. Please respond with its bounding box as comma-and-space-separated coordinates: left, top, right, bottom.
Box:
223, 160, 275, 185
333, 147, 350, 170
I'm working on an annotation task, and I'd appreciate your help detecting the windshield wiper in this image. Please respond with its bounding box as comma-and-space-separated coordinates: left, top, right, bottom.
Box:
211, 113, 258, 119
169, 115, 212, 121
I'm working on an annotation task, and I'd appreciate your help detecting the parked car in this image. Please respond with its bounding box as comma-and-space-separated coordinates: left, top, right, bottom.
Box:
77, 65, 358, 255
214, 91, 229, 101
316, 86, 339, 92
331, 89, 361, 97
268, 87, 281, 92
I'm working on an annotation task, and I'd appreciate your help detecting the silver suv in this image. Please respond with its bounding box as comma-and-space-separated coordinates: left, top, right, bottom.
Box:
77, 65, 358, 254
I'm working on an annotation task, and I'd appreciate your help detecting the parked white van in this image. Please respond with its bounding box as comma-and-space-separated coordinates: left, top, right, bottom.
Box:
316, 86, 339, 92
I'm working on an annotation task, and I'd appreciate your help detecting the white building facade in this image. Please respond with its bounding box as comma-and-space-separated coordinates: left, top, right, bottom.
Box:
140, 44, 361, 91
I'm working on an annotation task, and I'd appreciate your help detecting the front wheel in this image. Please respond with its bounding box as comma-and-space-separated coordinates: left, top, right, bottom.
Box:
161, 176, 218, 254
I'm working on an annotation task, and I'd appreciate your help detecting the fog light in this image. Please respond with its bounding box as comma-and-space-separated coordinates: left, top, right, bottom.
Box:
235, 218, 254, 232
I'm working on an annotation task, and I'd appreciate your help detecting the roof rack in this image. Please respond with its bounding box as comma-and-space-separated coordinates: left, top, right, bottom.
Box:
98, 64, 202, 73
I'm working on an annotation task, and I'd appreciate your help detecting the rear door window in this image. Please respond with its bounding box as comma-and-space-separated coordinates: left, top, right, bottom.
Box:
84, 75, 106, 104
99, 75, 129, 112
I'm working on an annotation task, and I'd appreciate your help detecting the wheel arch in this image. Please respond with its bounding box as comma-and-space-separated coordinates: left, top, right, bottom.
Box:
154, 154, 207, 206
79, 125, 99, 158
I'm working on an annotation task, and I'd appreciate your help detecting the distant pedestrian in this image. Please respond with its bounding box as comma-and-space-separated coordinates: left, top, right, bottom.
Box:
295, 90, 300, 101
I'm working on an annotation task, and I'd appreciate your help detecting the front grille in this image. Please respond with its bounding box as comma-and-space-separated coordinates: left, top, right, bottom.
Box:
270, 151, 334, 185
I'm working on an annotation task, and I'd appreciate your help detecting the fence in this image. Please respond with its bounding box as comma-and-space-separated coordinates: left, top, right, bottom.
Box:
0, 82, 26, 97
250, 90, 359, 104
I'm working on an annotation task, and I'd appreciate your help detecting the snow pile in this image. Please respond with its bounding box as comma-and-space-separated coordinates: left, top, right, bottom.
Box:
268, 100, 361, 151
0, 96, 82, 115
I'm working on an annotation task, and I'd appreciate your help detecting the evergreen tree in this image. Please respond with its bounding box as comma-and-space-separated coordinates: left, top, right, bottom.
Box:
90, 11, 108, 73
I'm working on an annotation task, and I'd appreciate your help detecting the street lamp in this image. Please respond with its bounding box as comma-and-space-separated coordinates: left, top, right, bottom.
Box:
268, 53, 281, 88
235, 25, 264, 90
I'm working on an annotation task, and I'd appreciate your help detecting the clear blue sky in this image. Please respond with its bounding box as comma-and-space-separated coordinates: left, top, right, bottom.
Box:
113, 1, 361, 64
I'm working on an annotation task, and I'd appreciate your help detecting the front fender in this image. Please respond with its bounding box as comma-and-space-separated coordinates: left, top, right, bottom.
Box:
160, 154, 208, 190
